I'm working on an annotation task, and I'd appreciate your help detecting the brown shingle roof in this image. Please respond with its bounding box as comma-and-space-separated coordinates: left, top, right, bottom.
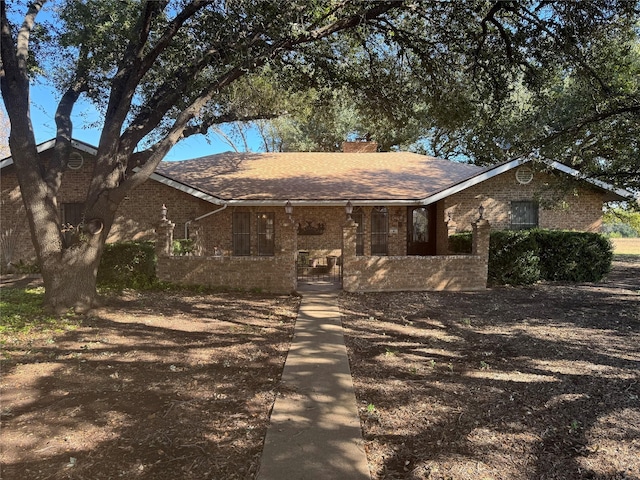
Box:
155, 151, 484, 202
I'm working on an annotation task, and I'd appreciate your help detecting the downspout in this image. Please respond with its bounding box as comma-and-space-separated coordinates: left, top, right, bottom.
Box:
185, 203, 228, 239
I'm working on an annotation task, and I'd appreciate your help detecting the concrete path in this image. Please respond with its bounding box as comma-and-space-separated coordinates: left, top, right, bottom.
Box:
256, 283, 370, 480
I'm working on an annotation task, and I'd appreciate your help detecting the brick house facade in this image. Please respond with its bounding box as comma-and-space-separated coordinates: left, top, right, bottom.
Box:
1, 139, 633, 292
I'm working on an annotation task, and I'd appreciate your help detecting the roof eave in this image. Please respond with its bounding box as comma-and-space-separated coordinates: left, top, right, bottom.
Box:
545, 160, 636, 202
1, 138, 98, 169
147, 172, 226, 205
418, 157, 637, 205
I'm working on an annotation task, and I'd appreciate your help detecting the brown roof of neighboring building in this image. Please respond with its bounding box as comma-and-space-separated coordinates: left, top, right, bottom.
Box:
155, 151, 485, 202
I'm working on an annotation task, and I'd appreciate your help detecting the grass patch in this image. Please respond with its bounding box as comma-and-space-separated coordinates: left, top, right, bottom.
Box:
0, 287, 80, 334
611, 238, 640, 255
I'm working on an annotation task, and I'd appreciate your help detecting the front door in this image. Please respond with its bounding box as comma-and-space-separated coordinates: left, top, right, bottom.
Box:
407, 205, 436, 255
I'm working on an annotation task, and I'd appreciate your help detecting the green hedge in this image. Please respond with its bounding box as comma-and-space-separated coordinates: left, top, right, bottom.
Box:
448, 230, 612, 285
448, 232, 472, 254
533, 230, 613, 282
489, 230, 541, 285
97, 241, 157, 289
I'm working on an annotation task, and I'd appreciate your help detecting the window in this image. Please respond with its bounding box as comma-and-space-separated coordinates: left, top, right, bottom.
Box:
371, 207, 388, 255
410, 207, 429, 243
232, 212, 251, 255
511, 201, 539, 230
61, 203, 84, 245
352, 207, 365, 256
257, 212, 275, 256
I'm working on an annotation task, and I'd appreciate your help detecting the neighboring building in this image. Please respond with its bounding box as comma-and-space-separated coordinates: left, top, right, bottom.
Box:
1, 139, 634, 292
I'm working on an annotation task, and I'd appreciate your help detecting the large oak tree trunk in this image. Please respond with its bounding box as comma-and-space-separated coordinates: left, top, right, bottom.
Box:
36, 194, 116, 314
41, 246, 102, 314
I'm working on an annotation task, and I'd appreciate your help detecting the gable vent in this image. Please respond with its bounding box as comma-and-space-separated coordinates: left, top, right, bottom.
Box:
68, 152, 84, 170
515, 166, 533, 185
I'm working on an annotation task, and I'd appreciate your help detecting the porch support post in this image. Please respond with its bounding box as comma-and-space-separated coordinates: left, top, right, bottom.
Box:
342, 219, 358, 291
472, 218, 490, 257
472, 218, 490, 288
435, 200, 449, 255
280, 216, 298, 292
190, 223, 204, 256
156, 209, 175, 258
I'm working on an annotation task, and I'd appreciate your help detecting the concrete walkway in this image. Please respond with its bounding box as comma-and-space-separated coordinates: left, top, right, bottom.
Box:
256, 283, 370, 480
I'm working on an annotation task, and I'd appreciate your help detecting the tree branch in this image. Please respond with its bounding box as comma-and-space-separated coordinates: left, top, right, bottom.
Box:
540, 104, 640, 147
514, 4, 612, 95
181, 111, 283, 139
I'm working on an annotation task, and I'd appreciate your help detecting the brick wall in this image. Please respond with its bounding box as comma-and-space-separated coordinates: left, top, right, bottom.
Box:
341, 219, 490, 292
157, 255, 296, 293
155, 219, 297, 293
445, 169, 604, 232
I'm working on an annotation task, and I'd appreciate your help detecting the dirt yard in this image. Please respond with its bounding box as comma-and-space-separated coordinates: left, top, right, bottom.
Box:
0, 290, 300, 480
1, 256, 638, 480
340, 256, 640, 480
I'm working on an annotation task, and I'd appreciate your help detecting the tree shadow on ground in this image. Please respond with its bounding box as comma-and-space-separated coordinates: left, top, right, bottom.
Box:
340, 257, 640, 480
0, 291, 300, 480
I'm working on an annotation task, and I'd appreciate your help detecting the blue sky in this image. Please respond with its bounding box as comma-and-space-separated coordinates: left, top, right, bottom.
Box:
1, 4, 264, 162
26, 84, 263, 161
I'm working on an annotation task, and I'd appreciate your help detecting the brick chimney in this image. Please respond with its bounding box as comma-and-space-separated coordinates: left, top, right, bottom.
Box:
342, 141, 379, 153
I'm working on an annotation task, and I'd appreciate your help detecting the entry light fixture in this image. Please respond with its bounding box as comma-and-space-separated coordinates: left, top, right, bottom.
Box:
285, 200, 293, 220
161, 204, 167, 221
345, 200, 354, 220
478, 204, 485, 220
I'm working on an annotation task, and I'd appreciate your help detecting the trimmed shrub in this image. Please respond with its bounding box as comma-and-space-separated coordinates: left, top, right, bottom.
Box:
448, 233, 472, 254
449, 230, 612, 285
97, 241, 157, 289
488, 230, 541, 286
534, 230, 613, 282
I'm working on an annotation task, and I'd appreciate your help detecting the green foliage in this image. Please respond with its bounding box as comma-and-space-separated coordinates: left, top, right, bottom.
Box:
0, 287, 79, 333
96, 242, 157, 290
489, 231, 541, 286
172, 238, 195, 256
603, 205, 640, 237
448, 233, 472, 254
451, 230, 612, 285
534, 231, 613, 282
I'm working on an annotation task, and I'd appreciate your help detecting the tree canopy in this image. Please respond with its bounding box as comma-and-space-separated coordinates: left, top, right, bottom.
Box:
249, 6, 640, 193
1, 0, 638, 310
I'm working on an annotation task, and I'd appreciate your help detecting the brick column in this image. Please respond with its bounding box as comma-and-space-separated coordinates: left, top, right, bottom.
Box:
155, 205, 175, 258
190, 223, 204, 256
447, 219, 458, 237
342, 219, 358, 291
279, 217, 298, 291
472, 219, 490, 257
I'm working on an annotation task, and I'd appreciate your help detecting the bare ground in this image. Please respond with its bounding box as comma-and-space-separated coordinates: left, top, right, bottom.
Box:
0, 290, 300, 480
340, 256, 640, 480
1, 256, 638, 480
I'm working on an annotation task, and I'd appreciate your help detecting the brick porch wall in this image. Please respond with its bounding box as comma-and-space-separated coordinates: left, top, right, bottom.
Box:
342, 219, 490, 292
155, 219, 297, 294
156, 255, 296, 293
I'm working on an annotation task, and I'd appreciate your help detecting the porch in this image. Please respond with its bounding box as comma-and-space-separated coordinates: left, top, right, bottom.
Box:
154, 210, 490, 293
